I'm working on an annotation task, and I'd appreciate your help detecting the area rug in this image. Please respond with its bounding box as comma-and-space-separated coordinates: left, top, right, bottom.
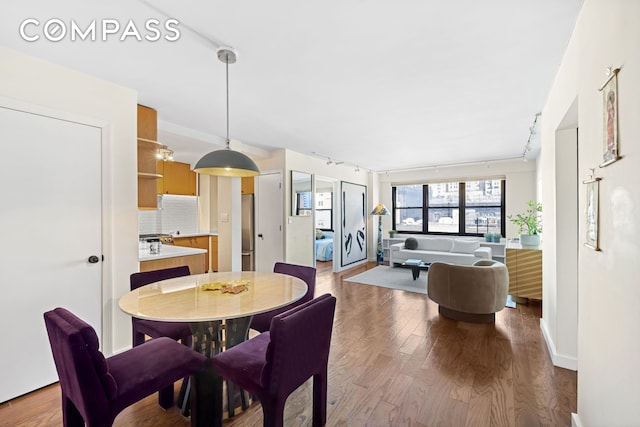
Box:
344, 265, 427, 294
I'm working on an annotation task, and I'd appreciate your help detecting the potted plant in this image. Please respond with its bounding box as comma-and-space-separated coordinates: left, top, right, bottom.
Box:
388, 230, 398, 238
508, 200, 542, 248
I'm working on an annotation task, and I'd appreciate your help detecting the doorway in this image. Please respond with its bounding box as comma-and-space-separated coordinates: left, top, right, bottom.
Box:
315, 176, 338, 271
255, 171, 283, 272
545, 98, 579, 369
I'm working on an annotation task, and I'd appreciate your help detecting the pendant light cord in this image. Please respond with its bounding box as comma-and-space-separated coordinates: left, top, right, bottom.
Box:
225, 53, 230, 149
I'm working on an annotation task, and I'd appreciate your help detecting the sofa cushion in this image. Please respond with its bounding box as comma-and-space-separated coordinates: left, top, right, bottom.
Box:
451, 239, 480, 254
405, 237, 418, 250
417, 238, 453, 252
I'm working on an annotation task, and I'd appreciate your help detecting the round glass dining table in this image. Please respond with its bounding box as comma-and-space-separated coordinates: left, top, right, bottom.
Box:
119, 271, 307, 427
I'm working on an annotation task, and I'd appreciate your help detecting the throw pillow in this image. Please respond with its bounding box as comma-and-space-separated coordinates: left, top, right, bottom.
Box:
450, 239, 480, 254
405, 237, 418, 250
315, 229, 324, 240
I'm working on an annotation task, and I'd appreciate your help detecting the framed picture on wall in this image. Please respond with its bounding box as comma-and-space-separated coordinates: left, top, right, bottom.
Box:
340, 181, 367, 266
584, 178, 601, 251
599, 67, 620, 167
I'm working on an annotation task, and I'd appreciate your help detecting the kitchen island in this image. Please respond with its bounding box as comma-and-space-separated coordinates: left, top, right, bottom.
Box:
139, 244, 207, 274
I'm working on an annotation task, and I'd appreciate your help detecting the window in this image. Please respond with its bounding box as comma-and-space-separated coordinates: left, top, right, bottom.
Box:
315, 192, 333, 230
393, 184, 423, 232
464, 180, 503, 235
392, 179, 505, 237
427, 182, 459, 233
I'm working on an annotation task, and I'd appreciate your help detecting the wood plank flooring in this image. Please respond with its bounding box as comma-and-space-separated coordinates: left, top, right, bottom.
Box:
0, 261, 576, 426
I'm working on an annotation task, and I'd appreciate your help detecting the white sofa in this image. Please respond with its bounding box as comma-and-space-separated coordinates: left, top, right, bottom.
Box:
389, 236, 492, 266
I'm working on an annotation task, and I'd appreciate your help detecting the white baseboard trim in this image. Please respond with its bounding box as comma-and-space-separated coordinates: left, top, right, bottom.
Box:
571, 412, 583, 427
540, 319, 578, 371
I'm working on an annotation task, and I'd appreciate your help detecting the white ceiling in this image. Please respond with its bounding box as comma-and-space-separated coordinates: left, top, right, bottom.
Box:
1, 1, 582, 172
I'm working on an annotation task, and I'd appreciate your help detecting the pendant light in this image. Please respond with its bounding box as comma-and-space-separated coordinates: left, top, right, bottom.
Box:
194, 47, 260, 177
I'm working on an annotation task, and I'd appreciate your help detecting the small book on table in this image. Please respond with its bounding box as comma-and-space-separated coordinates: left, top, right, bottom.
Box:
404, 259, 422, 265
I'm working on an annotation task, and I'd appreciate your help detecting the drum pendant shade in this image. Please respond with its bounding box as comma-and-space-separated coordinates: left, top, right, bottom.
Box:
194, 148, 260, 177
194, 46, 260, 178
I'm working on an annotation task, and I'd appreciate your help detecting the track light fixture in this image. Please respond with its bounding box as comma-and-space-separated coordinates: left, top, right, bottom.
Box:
522, 113, 541, 161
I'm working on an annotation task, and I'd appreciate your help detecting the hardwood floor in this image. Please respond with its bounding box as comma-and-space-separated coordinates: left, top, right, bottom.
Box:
0, 261, 576, 426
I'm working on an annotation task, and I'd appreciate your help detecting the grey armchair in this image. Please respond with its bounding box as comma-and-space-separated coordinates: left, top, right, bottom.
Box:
427, 259, 509, 323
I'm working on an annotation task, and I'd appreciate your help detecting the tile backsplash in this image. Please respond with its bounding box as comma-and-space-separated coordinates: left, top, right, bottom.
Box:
139, 195, 198, 235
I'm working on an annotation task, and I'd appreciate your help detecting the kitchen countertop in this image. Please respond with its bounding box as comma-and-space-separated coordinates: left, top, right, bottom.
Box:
139, 244, 207, 262
167, 231, 218, 238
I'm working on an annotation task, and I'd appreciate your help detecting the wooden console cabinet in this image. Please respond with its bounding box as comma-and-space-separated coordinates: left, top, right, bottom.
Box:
506, 248, 542, 300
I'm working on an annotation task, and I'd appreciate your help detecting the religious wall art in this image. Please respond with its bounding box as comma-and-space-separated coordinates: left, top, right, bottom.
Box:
583, 177, 601, 251
599, 67, 620, 167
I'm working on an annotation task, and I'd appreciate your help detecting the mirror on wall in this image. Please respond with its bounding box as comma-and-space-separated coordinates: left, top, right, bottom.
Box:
291, 170, 312, 216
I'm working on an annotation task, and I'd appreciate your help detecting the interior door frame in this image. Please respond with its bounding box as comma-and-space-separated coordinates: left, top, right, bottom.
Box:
0, 96, 112, 343
314, 175, 339, 271
254, 170, 284, 272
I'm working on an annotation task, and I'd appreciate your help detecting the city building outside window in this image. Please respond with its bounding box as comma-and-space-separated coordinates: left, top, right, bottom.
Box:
391, 179, 505, 237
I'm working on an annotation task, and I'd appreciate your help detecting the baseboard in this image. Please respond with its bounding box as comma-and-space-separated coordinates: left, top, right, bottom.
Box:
540, 319, 578, 371
571, 412, 583, 427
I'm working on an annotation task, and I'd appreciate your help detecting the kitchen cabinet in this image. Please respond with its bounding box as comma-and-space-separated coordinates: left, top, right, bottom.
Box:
157, 160, 197, 196
173, 236, 210, 272
241, 176, 254, 194
140, 253, 205, 274
506, 248, 542, 300
137, 105, 162, 209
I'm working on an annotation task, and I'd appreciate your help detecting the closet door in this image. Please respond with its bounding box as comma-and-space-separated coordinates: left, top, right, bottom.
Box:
0, 105, 102, 402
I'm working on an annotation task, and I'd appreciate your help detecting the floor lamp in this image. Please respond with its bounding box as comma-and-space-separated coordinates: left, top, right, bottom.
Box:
370, 203, 390, 265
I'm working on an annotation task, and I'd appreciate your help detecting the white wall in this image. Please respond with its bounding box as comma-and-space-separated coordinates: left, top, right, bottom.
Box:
0, 46, 138, 355
283, 150, 370, 272
540, 0, 640, 425
378, 159, 537, 239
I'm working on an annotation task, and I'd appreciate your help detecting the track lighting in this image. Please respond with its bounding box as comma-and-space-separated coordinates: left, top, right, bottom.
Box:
522, 112, 541, 161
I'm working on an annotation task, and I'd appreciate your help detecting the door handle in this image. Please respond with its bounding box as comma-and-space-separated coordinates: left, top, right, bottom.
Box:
88, 255, 100, 264
258, 234, 264, 240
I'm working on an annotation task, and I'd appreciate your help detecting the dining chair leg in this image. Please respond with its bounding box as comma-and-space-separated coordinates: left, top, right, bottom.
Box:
158, 384, 174, 409
312, 370, 328, 427
179, 377, 191, 417
226, 381, 250, 417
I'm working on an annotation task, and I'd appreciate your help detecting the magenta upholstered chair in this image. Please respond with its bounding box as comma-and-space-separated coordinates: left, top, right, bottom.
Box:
130, 266, 193, 348
44, 307, 206, 427
249, 262, 317, 333
130, 266, 193, 408
211, 294, 336, 427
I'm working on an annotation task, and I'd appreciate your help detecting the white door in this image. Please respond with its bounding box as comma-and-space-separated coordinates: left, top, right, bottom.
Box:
255, 172, 283, 272
0, 105, 103, 402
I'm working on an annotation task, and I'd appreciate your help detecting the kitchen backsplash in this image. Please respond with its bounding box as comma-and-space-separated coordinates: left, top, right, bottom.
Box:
139, 195, 199, 235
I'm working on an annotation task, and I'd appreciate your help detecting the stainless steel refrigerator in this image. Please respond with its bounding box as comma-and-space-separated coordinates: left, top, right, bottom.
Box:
242, 194, 255, 271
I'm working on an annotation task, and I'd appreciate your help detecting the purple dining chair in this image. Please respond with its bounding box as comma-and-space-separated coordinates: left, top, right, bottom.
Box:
130, 266, 193, 347
130, 265, 193, 408
44, 307, 206, 427
249, 262, 316, 333
211, 293, 337, 427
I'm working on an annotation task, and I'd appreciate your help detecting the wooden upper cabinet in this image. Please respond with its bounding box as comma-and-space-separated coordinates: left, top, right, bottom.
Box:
137, 105, 157, 141
241, 176, 255, 194
157, 160, 197, 196
137, 105, 161, 209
